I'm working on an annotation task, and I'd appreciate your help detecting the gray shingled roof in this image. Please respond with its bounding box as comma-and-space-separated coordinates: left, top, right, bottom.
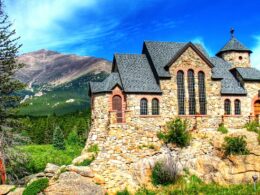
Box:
89, 72, 122, 93
235, 67, 260, 81
90, 40, 259, 96
114, 54, 161, 93
143, 41, 210, 78
216, 37, 252, 56
210, 57, 247, 95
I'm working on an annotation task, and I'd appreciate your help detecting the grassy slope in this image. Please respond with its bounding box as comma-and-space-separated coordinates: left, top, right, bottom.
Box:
18, 72, 108, 116
19, 144, 82, 173
134, 175, 260, 195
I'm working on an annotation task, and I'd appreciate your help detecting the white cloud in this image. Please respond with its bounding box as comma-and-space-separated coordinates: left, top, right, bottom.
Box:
6, 0, 97, 53
251, 36, 260, 69
191, 37, 213, 56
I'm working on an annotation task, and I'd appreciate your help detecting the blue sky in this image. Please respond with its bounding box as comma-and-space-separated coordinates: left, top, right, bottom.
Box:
6, 0, 260, 68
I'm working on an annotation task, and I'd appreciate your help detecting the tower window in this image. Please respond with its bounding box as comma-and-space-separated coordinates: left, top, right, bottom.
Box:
239, 56, 243, 60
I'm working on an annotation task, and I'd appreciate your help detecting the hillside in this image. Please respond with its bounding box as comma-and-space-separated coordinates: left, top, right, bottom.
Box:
16, 49, 111, 116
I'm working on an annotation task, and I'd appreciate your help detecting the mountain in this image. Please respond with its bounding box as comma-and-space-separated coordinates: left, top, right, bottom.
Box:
16, 49, 111, 88
16, 49, 111, 116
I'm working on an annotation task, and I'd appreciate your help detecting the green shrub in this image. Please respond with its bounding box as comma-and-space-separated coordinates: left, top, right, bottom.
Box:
223, 136, 249, 155
158, 118, 191, 147
116, 188, 130, 195
152, 158, 178, 186
53, 126, 66, 150
23, 178, 49, 195
87, 144, 99, 154
66, 128, 81, 146
135, 187, 156, 195
244, 121, 260, 133
217, 123, 228, 134
76, 157, 95, 166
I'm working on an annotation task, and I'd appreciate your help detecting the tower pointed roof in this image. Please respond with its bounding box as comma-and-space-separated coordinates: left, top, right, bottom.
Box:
216, 29, 252, 57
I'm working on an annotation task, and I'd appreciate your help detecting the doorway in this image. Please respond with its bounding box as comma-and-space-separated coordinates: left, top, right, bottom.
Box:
112, 95, 123, 123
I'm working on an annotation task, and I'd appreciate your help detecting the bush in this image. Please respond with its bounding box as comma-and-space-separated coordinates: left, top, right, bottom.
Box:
116, 188, 130, 195
158, 118, 191, 147
244, 121, 260, 133
223, 136, 249, 155
151, 157, 178, 185
67, 128, 81, 146
53, 126, 66, 150
23, 178, 49, 195
76, 157, 95, 166
87, 144, 99, 154
217, 123, 228, 134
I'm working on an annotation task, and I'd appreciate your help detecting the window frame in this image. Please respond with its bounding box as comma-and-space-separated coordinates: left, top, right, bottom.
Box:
198, 71, 207, 115
224, 99, 231, 115
187, 69, 196, 115
177, 70, 185, 115
152, 98, 159, 115
140, 98, 148, 115
234, 99, 241, 115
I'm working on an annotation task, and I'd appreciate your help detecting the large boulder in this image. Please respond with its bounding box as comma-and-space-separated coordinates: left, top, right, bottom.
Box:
8, 187, 25, 195
0, 185, 15, 195
44, 163, 60, 174
44, 172, 104, 195
66, 165, 94, 178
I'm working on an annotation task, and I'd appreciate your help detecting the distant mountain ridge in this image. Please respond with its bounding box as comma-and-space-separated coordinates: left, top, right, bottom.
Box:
16, 49, 111, 88
16, 49, 111, 116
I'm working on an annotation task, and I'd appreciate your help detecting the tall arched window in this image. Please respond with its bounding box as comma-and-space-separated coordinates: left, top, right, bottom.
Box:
188, 69, 196, 115
234, 99, 241, 115
140, 98, 148, 115
177, 71, 185, 115
198, 71, 207, 115
224, 99, 231, 115
152, 98, 159, 115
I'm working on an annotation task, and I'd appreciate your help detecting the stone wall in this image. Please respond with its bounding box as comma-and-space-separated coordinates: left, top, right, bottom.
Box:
220, 51, 251, 68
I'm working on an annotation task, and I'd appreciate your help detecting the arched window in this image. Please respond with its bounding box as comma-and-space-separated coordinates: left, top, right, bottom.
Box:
198, 71, 207, 115
188, 69, 196, 115
234, 99, 241, 115
152, 98, 159, 115
224, 99, 231, 115
177, 71, 185, 115
140, 98, 148, 115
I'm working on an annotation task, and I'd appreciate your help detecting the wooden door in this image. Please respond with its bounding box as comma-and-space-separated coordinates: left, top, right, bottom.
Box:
254, 100, 260, 116
112, 95, 123, 123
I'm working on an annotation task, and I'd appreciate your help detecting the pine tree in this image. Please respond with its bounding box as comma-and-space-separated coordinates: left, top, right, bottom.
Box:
0, 0, 25, 183
52, 126, 66, 150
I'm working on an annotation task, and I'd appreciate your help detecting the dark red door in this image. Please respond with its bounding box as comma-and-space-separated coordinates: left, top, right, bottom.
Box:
254, 100, 260, 117
112, 95, 123, 123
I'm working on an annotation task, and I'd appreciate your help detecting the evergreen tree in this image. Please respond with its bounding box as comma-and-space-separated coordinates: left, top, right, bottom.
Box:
52, 126, 66, 150
0, 0, 25, 183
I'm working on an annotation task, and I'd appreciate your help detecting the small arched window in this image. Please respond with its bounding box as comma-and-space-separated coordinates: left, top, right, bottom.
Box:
177, 70, 185, 115
188, 69, 196, 115
234, 99, 241, 115
140, 98, 148, 115
224, 99, 231, 115
152, 98, 159, 115
198, 71, 207, 115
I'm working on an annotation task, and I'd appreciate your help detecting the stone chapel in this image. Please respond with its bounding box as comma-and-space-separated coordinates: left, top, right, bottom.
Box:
89, 31, 260, 130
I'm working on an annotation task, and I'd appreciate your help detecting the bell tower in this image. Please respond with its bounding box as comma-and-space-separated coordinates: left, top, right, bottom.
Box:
216, 29, 252, 68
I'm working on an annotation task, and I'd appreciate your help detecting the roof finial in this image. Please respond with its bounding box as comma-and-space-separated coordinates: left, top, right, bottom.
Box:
230, 28, 235, 38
